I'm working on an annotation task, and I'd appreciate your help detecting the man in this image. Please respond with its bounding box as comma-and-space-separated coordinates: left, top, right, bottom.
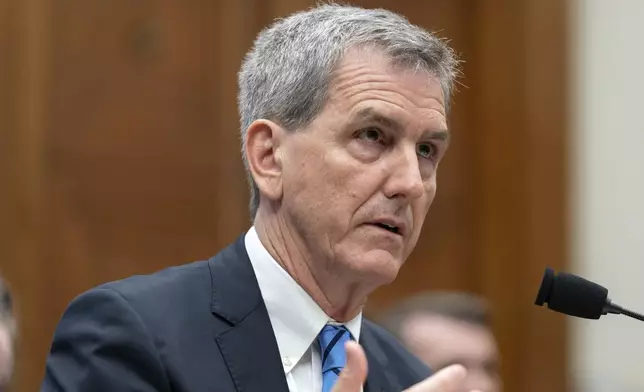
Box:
378, 292, 501, 392
42, 4, 475, 392
0, 276, 16, 391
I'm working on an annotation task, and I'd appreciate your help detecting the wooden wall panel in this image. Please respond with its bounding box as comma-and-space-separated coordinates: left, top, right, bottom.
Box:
0, 1, 569, 391
475, 1, 531, 391
468, 1, 571, 391
520, 0, 569, 390
1, 1, 53, 392
475, 1, 569, 391
2, 1, 256, 390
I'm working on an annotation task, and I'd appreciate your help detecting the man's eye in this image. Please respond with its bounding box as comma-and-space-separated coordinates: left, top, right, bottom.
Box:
417, 143, 436, 159
358, 127, 383, 142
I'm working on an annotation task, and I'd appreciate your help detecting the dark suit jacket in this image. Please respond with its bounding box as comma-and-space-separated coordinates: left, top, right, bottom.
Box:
41, 235, 431, 391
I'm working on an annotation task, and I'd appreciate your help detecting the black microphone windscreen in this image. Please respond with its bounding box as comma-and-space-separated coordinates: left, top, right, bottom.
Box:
535, 267, 555, 306
535, 268, 609, 319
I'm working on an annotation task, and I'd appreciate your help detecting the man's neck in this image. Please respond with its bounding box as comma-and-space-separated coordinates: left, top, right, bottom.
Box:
253, 212, 370, 322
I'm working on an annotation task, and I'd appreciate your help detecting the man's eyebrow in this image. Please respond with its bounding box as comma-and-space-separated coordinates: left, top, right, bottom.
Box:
354, 107, 450, 142
355, 107, 403, 131
424, 129, 450, 142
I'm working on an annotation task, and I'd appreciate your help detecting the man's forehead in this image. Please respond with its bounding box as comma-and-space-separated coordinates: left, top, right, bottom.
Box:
404, 314, 491, 340
331, 47, 445, 94
403, 315, 498, 360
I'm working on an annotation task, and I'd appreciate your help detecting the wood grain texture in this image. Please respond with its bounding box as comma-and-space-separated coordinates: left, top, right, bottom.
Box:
474, 1, 570, 391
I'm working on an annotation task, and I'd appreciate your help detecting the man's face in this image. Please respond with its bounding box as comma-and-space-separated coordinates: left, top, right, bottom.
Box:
0, 325, 12, 390
402, 314, 501, 392
278, 48, 449, 285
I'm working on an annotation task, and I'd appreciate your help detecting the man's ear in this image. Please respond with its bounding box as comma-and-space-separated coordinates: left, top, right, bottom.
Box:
244, 119, 285, 204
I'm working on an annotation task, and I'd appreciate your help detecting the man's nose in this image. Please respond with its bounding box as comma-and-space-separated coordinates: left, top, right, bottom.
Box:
382, 147, 425, 201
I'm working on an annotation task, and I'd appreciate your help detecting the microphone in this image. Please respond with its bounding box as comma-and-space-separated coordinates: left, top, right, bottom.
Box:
534, 267, 644, 322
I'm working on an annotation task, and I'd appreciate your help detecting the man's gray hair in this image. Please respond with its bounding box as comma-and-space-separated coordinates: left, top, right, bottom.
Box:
238, 3, 460, 218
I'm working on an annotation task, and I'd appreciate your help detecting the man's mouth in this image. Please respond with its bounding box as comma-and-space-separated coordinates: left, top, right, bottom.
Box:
371, 222, 400, 235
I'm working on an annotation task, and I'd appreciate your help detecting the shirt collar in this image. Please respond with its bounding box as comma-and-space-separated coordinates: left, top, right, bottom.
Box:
245, 226, 362, 373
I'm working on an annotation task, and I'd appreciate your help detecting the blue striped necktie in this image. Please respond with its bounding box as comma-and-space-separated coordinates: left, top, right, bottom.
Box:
317, 324, 353, 392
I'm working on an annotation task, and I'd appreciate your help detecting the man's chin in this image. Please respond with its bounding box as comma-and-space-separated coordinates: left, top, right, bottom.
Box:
345, 250, 403, 285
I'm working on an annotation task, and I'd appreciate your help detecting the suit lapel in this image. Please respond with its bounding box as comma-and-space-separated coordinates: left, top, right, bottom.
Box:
215, 307, 289, 392
360, 322, 397, 392
208, 236, 290, 392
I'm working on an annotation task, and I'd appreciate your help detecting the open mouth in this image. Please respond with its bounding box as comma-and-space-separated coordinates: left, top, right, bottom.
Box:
371, 222, 400, 235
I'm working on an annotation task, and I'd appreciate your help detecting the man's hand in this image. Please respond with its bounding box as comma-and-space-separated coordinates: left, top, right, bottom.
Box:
332, 341, 482, 392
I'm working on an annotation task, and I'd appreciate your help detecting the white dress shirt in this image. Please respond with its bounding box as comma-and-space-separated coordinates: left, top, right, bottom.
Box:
245, 226, 363, 392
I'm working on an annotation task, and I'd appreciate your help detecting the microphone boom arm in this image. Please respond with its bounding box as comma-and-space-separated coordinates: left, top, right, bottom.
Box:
605, 300, 644, 322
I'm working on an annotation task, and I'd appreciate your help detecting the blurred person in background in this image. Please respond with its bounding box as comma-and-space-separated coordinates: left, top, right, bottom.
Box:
40, 4, 480, 392
378, 292, 501, 392
0, 276, 16, 391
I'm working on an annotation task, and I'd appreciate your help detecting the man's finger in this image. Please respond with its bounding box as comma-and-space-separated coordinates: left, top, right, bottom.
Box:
331, 341, 368, 392
404, 364, 467, 392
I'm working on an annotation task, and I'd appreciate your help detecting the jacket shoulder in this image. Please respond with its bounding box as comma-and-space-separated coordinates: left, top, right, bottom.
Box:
100, 260, 211, 302
79, 259, 214, 331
